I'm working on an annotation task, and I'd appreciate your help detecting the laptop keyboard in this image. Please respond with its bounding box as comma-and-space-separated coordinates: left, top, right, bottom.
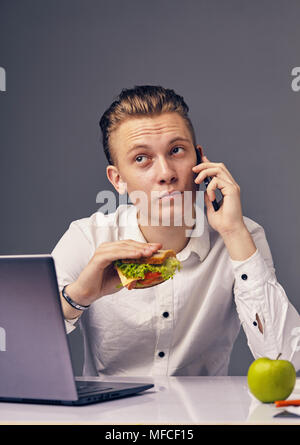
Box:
76, 381, 113, 395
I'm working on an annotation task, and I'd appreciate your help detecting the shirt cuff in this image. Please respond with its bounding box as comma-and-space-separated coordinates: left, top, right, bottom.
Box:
230, 248, 271, 292
64, 317, 79, 334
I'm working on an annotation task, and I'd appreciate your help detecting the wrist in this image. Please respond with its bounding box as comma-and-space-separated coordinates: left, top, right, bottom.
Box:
221, 224, 257, 261
65, 282, 94, 307
219, 222, 248, 240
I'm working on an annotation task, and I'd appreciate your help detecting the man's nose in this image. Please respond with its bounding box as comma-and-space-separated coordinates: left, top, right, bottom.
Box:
155, 156, 177, 184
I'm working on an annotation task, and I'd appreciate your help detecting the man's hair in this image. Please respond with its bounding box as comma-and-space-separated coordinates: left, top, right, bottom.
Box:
99, 85, 196, 166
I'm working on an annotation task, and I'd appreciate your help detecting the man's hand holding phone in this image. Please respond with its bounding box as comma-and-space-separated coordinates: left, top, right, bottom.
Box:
192, 153, 245, 238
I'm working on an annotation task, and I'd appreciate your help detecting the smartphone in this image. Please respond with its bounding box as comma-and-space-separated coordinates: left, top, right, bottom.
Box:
194, 147, 220, 211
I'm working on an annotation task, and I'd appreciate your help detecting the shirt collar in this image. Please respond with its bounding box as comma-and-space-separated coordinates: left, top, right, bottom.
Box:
116, 204, 210, 263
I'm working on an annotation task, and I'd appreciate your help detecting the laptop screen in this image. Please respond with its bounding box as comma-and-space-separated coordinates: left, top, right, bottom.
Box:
0, 255, 78, 401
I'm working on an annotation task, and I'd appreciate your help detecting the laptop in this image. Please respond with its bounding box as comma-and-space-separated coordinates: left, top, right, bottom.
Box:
0, 255, 154, 405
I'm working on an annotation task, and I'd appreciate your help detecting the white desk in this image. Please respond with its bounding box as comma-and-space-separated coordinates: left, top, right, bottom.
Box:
1, 376, 300, 425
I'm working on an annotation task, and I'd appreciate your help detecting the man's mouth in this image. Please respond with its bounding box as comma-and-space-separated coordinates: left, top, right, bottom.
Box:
158, 190, 182, 200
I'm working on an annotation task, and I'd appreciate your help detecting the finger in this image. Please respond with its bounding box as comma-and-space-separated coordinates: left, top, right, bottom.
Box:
124, 241, 163, 258
194, 160, 237, 185
122, 240, 162, 251
98, 242, 160, 262
204, 190, 215, 211
115, 249, 151, 262
120, 245, 159, 257
205, 176, 236, 201
123, 239, 161, 247
194, 167, 235, 185
119, 247, 158, 260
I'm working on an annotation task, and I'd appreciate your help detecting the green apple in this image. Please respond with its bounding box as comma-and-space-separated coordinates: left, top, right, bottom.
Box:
247, 353, 296, 403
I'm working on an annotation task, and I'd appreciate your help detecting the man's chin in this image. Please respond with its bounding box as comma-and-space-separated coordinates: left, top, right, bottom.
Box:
138, 209, 193, 228
135, 191, 197, 227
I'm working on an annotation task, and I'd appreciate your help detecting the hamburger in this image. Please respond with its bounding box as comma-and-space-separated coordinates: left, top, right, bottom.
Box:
114, 249, 181, 290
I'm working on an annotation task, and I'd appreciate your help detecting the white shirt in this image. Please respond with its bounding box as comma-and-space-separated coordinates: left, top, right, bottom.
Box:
51, 204, 300, 377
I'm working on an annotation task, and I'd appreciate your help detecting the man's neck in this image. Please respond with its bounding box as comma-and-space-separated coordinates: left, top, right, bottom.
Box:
138, 223, 193, 254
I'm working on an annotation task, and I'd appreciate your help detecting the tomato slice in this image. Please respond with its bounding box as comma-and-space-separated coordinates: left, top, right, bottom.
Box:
144, 271, 161, 280
138, 271, 163, 287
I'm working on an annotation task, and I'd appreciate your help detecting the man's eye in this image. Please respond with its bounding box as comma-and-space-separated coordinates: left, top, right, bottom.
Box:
172, 146, 184, 154
135, 155, 148, 163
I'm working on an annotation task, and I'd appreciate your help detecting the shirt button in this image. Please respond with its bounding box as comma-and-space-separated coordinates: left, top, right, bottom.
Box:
162, 312, 169, 318
241, 274, 248, 280
158, 351, 165, 358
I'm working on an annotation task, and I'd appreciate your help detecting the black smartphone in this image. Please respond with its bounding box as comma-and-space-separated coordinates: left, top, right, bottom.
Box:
194, 147, 220, 211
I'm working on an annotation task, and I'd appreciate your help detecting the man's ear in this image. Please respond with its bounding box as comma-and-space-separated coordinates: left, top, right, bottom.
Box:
106, 165, 127, 194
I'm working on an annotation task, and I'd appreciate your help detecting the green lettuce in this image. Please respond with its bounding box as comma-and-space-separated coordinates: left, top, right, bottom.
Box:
114, 256, 181, 288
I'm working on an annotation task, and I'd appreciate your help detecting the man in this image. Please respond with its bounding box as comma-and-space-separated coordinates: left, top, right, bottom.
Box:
51, 85, 300, 377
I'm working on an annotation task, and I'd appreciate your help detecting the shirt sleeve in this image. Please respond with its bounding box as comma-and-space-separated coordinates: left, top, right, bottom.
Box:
231, 221, 300, 372
51, 221, 95, 334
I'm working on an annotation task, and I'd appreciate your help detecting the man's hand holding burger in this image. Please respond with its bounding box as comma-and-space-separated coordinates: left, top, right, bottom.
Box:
61, 240, 162, 320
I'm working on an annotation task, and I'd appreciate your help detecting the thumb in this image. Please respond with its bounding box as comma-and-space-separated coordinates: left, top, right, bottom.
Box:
204, 190, 213, 210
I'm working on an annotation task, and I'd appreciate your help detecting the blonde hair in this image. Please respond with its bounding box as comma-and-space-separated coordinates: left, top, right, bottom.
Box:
99, 85, 196, 165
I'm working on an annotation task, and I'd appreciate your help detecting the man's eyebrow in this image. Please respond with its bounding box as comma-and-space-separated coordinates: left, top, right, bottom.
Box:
127, 137, 191, 154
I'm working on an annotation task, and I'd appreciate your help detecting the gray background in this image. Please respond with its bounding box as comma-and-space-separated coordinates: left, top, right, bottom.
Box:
0, 0, 299, 376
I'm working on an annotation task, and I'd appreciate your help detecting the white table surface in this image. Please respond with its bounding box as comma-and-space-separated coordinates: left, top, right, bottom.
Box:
1, 376, 300, 425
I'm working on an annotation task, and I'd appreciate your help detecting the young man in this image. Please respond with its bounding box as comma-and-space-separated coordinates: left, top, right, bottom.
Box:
51, 85, 300, 377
